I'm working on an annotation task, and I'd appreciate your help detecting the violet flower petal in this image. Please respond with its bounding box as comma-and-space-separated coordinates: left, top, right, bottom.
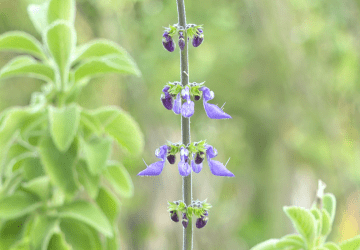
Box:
200, 87, 214, 101
191, 159, 203, 173
178, 160, 191, 176
161, 94, 173, 110
173, 93, 181, 114
155, 145, 168, 160
203, 102, 232, 119
207, 158, 235, 177
181, 100, 194, 118
137, 160, 166, 176
205, 145, 218, 159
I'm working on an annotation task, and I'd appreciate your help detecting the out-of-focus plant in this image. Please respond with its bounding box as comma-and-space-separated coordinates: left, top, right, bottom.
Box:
0, 0, 143, 249
251, 181, 360, 250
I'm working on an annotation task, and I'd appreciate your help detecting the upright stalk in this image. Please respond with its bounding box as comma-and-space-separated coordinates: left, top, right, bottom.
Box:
176, 0, 192, 249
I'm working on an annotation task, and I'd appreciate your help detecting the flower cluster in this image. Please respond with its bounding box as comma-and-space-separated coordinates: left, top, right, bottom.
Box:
161, 82, 231, 119
168, 200, 211, 229
138, 141, 234, 177
162, 24, 204, 52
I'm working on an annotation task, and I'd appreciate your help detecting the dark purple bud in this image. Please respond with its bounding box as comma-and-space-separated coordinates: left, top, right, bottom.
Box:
162, 32, 175, 52
167, 154, 176, 164
196, 28, 203, 35
161, 94, 173, 110
195, 152, 204, 164
170, 210, 179, 222
192, 35, 204, 47
196, 210, 208, 229
182, 213, 188, 228
194, 95, 201, 101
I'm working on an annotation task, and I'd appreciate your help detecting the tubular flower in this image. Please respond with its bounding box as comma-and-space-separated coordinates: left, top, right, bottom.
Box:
196, 210, 208, 229
200, 87, 231, 119
181, 86, 195, 118
192, 28, 204, 47
191, 153, 203, 173
170, 210, 179, 222
138, 145, 169, 176
172, 93, 182, 115
162, 31, 175, 52
161, 86, 173, 110
178, 147, 191, 176
182, 213, 189, 228
205, 145, 234, 177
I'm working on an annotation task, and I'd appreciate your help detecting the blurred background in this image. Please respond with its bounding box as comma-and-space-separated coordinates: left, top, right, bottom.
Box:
1, 0, 360, 249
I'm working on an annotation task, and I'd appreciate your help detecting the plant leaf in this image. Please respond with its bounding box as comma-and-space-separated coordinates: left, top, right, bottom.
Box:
30, 216, 58, 250
47, 0, 75, 25
251, 239, 279, 250
92, 106, 144, 156
283, 206, 316, 248
83, 136, 112, 175
22, 157, 45, 181
0, 56, 55, 82
0, 216, 28, 250
276, 235, 305, 249
21, 176, 50, 200
60, 219, 102, 250
47, 231, 72, 250
0, 191, 41, 219
48, 104, 80, 152
76, 159, 100, 199
45, 20, 76, 89
339, 235, 360, 250
54, 200, 113, 237
104, 161, 134, 198
39, 135, 78, 197
323, 193, 336, 223
96, 186, 121, 226
324, 242, 341, 250
0, 32, 46, 60
321, 209, 332, 237
27, 2, 49, 34
0, 170, 23, 198
105, 225, 120, 250
74, 55, 141, 83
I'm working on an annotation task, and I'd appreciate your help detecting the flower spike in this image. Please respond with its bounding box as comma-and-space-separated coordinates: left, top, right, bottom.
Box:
200, 87, 232, 119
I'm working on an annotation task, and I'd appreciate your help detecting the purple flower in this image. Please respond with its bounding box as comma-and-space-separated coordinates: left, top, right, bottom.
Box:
163, 31, 175, 52
167, 154, 176, 164
179, 31, 185, 51
205, 145, 234, 177
195, 152, 205, 164
191, 158, 203, 173
182, 213, 189, 228
178, 147, 191, 176
196, 210, 208, 229
181, 86, 195, 118
200, 87, 231, 119
170, 210, 179, 222
192, 28, 204, 47
138, 145, 169, 176
161, 86, 173, 110
173, 93, 182, 114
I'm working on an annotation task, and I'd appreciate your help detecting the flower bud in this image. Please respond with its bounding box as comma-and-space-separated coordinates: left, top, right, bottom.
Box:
170, 210, 179, 222
182, 213, 189, 228
192, 28, 204, 47
195, 152, 204, 164
161, 94, 173, 110
194, 95, 201, 101
179, 31, 185, 50
162, 31, 175, 52
196, 211, 208, 229
167, 154, 176, 164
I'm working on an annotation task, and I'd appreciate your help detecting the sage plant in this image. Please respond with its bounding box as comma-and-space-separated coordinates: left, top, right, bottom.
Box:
0, 0, 144, 249
138, 0, 234, 248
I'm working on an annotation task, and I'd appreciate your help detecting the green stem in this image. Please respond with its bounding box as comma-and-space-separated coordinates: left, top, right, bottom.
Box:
176, 0, 192, 249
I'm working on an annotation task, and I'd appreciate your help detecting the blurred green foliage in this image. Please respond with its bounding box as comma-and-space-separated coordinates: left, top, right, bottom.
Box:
1, 0, 360, 249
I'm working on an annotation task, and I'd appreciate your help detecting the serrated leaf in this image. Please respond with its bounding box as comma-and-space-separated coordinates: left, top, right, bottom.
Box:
76, 159, 100, 199
96, 187, 121, 226
339, 235, 360, 250
284, 206, 316, 248
47, 0, 75, 25
21, 176, 50, 200
55, 200, 113, 237
83, 136, 112, 175
0, 191, 41, 219
60, 219, 102, 250
28, 3, 49, 34
321, 209, 332, 237
251, 239, 279, 250
91, 106, 144, 156
104, 161, 134, 198
47, 231, 72, 250
0, 32, 46, 60
323, 193, 336, 223
0, 216, 28, 250
324, 242, 341, 250
30, 216, 58, 250
0, 56, 55, 82
39, 135, 78, 197
74, 55, 141, 83
48, 104, 80, 152
45, 21, 76, 89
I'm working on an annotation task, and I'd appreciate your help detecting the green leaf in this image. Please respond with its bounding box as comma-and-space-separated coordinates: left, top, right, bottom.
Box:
282, 235, 306, 248
0, 56, 55, 82
104, 161, 134, 198
83, 137, 112, 175
0, 216, 28, 250
39, 135, 78, 197
284, 206, 316, 248
73, 55, 141, 83
21, 176, 50, 200
0, 32, 46, 60
55, 200, 113, 237
76, 159, 100, 199
92, 106, 144, 156
105, 225, 120, 250
310, 208, 322, 238
0, 170, 23, 198
27, 2, 49, 34
321, 209, 332, 237
339, 235, 360, 250
60, 219, 102, 250
45, 21, 76, 89
47, 231, 72, 250
251, 239, 279, 250
0, 191, 41, 219
324, 242, 341, 250
96, 187, 121, 226
276, 235, 305, 249
30, 216, 58, 250
47, 0, 75, 25
80, 110, 102, 135
9, 236, 30, 250
48, 104, 80, 152
323, 193, 336, 223
22, 157, 45, 181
